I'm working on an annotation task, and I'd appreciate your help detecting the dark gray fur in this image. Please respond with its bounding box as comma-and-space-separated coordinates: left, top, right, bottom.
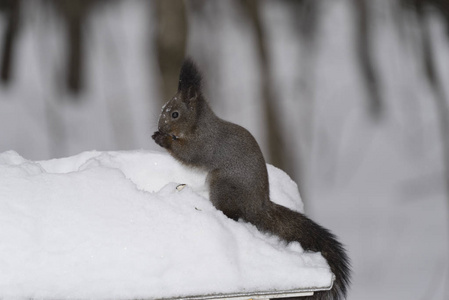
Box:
152, 58, 351, 300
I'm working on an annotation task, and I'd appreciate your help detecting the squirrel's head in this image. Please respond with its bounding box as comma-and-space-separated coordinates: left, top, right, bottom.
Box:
157, 58, 205, 139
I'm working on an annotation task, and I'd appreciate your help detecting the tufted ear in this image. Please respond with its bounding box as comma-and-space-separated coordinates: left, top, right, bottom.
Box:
178, 58, 203, 102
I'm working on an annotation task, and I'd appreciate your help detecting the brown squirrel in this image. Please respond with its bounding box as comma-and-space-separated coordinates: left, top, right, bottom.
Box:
152, 58, 351, 300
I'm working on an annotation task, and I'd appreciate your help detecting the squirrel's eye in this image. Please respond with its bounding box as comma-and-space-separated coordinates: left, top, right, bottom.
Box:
171, 111, 179, 119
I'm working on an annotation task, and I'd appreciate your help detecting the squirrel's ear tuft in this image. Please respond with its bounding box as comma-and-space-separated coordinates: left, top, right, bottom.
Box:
178, 57, 203, 100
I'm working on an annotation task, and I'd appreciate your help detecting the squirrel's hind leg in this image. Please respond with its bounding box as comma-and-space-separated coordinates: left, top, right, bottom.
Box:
207, 170, 245, 221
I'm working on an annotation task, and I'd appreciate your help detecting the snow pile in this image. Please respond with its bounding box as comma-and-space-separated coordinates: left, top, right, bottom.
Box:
0, 150, 332, 299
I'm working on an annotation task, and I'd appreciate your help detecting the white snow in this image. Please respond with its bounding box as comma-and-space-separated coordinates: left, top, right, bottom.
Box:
0, 150, 331, 299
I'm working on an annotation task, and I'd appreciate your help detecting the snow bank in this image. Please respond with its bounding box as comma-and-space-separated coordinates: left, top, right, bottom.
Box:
0, 150, 332, 299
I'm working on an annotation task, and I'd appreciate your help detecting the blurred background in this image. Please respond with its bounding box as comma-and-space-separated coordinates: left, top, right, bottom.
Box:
0, 0, 448, 299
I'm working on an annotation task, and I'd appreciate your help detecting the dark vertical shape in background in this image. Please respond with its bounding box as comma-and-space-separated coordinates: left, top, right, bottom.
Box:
66, 6, 83, 95
416, 0, 449, 208
289, 0, 319, 201
402, 0, 449, 33
0, 0, 21, 84
289, 0, 318, 41
53, 0, 96, 96
155, 0, 187, 105
241, 0, 291, 183
353, 0, 383, 118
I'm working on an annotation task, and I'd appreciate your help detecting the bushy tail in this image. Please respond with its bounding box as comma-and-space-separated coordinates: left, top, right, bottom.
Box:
249, 203, 351, 300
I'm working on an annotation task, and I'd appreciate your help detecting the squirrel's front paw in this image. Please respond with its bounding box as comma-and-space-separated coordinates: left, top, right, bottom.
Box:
152, 131, 171, 149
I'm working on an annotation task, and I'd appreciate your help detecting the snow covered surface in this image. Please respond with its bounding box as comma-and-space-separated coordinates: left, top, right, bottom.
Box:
0, 150, 332, 299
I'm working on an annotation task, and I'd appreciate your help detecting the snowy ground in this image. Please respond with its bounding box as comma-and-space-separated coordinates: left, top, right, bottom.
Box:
0, 150, 332, 299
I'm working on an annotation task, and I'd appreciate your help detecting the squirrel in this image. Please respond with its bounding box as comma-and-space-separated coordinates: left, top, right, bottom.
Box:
152, 58, 351, 300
